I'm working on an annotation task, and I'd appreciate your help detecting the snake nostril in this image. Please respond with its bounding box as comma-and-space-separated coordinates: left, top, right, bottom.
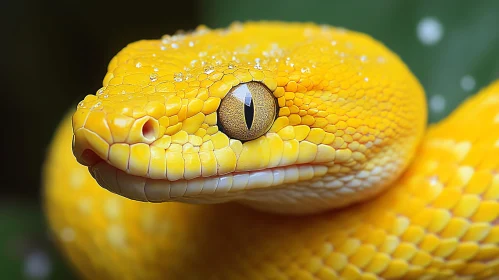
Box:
80, 149, 102, 166
141, 119, 157, 141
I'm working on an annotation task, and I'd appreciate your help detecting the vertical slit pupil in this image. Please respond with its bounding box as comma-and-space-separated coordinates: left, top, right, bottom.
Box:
244, 92, 254, 130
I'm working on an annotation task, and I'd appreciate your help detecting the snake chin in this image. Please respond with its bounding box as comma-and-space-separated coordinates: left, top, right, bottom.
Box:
88, 158, 330, 206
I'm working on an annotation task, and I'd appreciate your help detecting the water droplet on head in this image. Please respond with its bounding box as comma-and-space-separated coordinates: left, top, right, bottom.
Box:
161, 35, 171, 44
301, 67, 310, 73
171, 43, 179, 49
230, 21, 243, 32
198, 51, 207, 57
360, 55, 368, 62
204, 65, 214, 74
173, 72, 183, 82
188, 41, 195, 47
135, 62, 142, 68
228, 63, 235, 69
92, 102, 102, 110
96, 88, 104, 96
153, 67, 159, 72
364, 77, 369, 82
149, 73, 158, 82
160, 45, 167, 51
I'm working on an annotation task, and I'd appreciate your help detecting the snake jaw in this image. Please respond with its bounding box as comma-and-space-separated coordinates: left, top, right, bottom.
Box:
88, 159, 329, 206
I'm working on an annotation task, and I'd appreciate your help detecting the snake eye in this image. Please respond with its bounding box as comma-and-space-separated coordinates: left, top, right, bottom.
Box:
217, 82, 278, 141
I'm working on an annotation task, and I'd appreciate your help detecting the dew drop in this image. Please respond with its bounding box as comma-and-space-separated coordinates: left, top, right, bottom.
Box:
228, 63, 235, 69
96, 88, 104, 95
188, 41, 195, 47
173, 72, 183, 82
135, 62, 142, 68
78, 101, 85, 108
149, 73, 158, 82
171, 43, 179, 49
204, 65, 214, 74
153, 67, 159, 72
360, 55, 368, 62
364, 77, 369, 82
160, 45, 167, 51
161, 34, 171, 43
230, 21, 243, 32
301, 67, 310, 73
92, 102, 102, 109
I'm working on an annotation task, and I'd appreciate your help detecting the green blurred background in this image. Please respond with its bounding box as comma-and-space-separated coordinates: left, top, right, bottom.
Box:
2, 0, 498, 278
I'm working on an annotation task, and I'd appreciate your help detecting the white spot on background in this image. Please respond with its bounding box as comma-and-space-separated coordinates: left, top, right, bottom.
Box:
24, 250, 52, 279
417, 17, 444, 46
107, 224, 126, 247
60, 227, 75, 242
70, 169, 86, 189
430, 94, 446, 113
78, 197, 93, 214
104, 198, 121, 219
460, 75, 476, 92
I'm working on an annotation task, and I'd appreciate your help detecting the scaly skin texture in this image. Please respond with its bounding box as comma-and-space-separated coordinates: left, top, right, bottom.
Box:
43, 22, 499, 279
69, 22, 426, 214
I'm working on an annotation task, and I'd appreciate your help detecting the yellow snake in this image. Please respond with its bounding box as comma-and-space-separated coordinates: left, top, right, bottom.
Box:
43, 22, 499, 279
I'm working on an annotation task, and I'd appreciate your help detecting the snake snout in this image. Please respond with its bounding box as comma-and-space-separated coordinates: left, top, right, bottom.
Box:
72, 127, 109, 167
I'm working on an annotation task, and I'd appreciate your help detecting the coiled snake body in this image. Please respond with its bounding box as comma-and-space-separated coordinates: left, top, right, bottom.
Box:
43, 22, 499, 279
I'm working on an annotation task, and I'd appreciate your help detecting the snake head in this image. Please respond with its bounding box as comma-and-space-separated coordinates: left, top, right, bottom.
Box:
72, 22, 426, 214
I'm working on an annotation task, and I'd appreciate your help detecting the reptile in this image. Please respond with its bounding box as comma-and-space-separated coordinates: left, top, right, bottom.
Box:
43, 22, 499, 279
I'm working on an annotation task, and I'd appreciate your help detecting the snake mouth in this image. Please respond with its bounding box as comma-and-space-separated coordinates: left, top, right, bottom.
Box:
81, 149, 328, 203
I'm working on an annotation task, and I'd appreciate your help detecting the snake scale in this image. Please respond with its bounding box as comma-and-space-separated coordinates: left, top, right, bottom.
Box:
43, 22, 499, 279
